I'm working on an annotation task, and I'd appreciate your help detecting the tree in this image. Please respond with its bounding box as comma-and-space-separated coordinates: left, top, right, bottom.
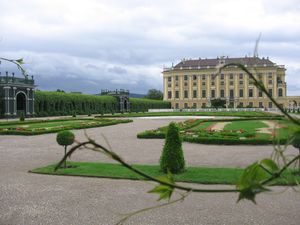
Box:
145, 89, 163, 100
211, 98, 226, 109
160, 122, 185, 173
56, 130, 75, 168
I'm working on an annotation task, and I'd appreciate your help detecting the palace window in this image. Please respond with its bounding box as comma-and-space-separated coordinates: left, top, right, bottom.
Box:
239, 73, 243, 79
168, 83, 171, 87
230, 89, 234, 98
211, 90, 215, 98
278, 88, 283, 97
202, 90, 206, 98
184, 103, 188, 108
184, 90, 188, 98
193, 75, 197, 80
268, 73, 272, 79
220, 74, 224, 80
258, 90, 263, 97
193, 82, 197, 86
184, 75, 188, 81
230, 81, 234, 86
239, 81, 243, 85
239, 89, 243, 98
193, 90, 197, 98
211, 81, 215, 86
175, 91, 179, 98
221, 81, 225, 86
269, 102, 273, 108
249, 102, 253, 107
168, 91, 172, 99
229, 73, 234, 79
268, 79, 272, 85
168, 77, 172, 82
175, 76, 179, 81
220, 89, 225, 98
249, 89, 253, 97
202, 82, 206, 86
268, 89, 273, 97
184, 82, 188, 86
202, 75, 206, 80
259, 102, 263, 108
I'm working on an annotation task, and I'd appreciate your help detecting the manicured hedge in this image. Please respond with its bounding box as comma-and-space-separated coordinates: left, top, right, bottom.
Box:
129, 98, 170, 113
34, 91, 170, 117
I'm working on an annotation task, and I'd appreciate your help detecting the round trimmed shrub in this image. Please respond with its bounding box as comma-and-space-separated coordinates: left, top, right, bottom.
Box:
56, 130, 75, 168
160, 122, 185, 174
56, 130, 75, 146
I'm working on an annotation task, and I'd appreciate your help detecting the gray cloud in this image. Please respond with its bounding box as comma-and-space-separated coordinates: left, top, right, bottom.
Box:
0, 0, 299, 95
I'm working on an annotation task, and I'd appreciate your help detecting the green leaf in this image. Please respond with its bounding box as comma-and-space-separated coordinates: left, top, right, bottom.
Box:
16, 58, 24, 64
259, 159, 279, 174
148, 184, 174, 201
236, 162, 271, 203
237, 184, 270, 204
148, 171, 175, 201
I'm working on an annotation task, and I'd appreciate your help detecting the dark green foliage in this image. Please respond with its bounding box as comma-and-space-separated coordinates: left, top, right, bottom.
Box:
160, 122, 185, 174
292, 130, 300, 149
34, 91, 170, 117
56, 130, 75, 146
72, 111, 76, 117
211, 98, 226, 108
145, 89, 163, 100
19, 112, 25, 122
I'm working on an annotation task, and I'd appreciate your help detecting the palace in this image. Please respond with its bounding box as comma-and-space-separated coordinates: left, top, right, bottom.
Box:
163, 56, 300, 109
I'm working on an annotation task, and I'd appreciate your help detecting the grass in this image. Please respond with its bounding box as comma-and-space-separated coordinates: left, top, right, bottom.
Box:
0, 118, 132, 135
30, 162, 300, 185
224, 120, 268, 132
99, 111, 281, 118
190, 121, 215, 131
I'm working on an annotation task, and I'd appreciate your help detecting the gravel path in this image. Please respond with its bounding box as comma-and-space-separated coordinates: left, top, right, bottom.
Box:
0, 118, 299, 225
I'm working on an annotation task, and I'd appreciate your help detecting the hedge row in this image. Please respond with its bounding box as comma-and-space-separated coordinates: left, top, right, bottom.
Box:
34, 91, 170, 117
137, 131, 287, 145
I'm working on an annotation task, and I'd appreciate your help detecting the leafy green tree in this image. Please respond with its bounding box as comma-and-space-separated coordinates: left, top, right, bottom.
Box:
145, 89, 163, 100
56, 130, 75, 168
160, 122, 185, 173
211, 98, 226, 109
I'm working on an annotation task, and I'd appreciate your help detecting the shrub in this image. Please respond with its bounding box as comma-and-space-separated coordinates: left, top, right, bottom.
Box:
19, 112, 25, 122
292, 130, 300, 173
160, 122, 185, 174
56, 130, 75, 168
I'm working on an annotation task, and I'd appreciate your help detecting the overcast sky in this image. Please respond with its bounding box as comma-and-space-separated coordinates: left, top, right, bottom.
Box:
0, 0, 299, 95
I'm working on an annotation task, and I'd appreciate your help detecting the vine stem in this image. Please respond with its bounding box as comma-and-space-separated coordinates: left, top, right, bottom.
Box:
0, 57, 27, 77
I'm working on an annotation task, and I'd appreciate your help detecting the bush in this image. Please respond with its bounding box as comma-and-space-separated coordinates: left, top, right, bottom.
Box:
160, 122, 185, 174
19, 112, 25, 122
56, 130, 75, 168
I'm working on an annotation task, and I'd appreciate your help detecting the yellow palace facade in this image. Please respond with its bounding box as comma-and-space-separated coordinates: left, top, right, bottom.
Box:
163, 56, 300, 109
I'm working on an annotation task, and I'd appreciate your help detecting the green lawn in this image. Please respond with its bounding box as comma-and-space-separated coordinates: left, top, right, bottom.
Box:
0, 118, 132, 135
190, 121, 215, 131
224, 120, 268, 132
30, 162, 300, 185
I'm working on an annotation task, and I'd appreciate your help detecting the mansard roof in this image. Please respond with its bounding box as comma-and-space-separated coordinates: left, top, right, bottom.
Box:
174, 57, 275, 69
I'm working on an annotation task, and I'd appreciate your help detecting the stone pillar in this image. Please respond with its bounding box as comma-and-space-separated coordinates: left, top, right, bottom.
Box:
32, 89, 35, 115
4, 86, 11, 116
13, 87, 17, 115
26, 88, 30, 115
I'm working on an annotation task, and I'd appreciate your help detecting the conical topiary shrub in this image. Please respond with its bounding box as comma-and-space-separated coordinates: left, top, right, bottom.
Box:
160, 122, 185, 174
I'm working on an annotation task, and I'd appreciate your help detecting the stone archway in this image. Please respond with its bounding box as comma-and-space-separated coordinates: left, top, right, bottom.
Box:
16, 92, 26, 115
